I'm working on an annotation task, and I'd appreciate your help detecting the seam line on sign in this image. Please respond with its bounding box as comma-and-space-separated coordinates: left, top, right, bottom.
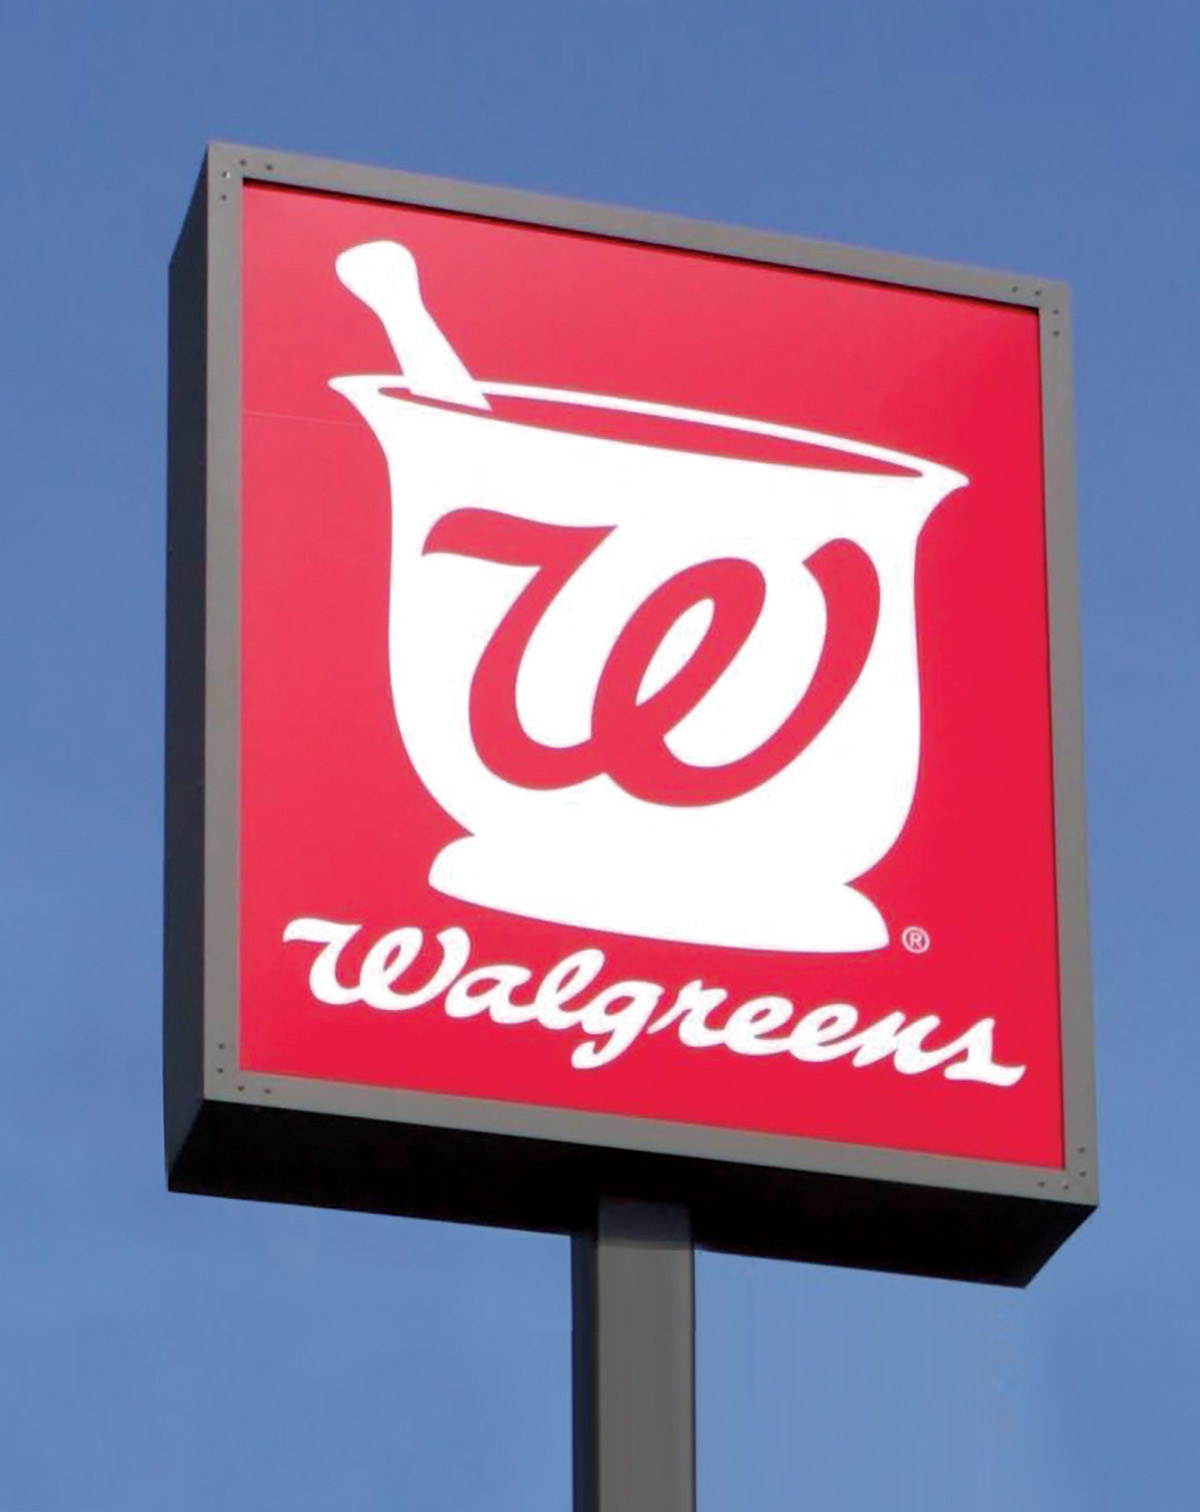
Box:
243, 407, 364, 429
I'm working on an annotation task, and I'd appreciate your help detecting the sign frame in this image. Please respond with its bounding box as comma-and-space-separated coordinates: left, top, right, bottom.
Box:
165, 141, 1097, 1284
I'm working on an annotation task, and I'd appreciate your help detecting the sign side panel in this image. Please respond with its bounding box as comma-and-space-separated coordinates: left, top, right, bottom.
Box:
164, 166, 208, 1168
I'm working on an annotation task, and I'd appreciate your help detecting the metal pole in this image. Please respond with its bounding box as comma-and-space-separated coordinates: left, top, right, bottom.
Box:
572, 1198, 695, 1512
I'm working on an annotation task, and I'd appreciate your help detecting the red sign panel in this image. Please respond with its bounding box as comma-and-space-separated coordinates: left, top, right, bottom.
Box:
240, 181, 1059, 1166
166, 146, 1096, 1282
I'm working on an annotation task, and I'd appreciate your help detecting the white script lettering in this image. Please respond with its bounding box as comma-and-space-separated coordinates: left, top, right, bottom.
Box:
282, 916, 1025, 1087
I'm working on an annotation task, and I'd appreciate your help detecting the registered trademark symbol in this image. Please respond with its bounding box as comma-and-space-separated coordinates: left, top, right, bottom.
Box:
902, 925, 930, 954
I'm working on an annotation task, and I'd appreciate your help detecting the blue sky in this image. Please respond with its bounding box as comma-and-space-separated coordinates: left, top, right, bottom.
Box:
1, 2, 1198, 1507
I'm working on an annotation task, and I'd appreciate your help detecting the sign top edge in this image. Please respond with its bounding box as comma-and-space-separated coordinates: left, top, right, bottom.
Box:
204, 140, 1067, 306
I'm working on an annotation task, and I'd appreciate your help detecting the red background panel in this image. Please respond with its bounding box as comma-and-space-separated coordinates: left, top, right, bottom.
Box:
238, 181, 1062, 1167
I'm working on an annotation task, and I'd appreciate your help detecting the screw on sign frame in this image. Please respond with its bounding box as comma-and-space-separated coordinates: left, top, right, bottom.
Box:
165, 143, 1096, 1512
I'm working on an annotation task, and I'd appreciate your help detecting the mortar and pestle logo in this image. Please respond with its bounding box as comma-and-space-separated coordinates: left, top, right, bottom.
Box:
331, 242, 966, 952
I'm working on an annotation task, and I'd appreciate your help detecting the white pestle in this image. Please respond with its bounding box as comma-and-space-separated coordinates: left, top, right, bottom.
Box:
335, 241, 491, 411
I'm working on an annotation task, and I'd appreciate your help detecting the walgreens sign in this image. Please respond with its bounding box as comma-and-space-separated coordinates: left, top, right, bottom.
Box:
165, 145, 1096, 1283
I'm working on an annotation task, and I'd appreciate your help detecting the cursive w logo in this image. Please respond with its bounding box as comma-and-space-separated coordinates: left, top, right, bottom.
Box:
424, 509, 881, 807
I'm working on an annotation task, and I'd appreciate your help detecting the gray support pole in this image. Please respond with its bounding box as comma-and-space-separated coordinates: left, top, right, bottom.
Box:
572, 1199, 695, 1512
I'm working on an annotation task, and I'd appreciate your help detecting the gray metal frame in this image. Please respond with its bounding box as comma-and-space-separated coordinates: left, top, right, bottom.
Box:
165, 141, 1096, 1285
